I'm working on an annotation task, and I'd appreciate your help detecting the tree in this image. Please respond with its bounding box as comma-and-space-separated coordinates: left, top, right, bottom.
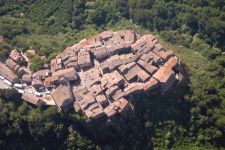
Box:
216, 117, 225, 129
29, 56, 43, 71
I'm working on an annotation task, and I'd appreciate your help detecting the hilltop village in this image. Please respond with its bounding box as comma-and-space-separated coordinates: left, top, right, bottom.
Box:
0, 30, 183, 121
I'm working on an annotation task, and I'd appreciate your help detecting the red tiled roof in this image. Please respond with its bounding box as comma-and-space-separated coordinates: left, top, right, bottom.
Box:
164, 57, 178, 70
143, 77, 159, 92
153, 66, 174, 83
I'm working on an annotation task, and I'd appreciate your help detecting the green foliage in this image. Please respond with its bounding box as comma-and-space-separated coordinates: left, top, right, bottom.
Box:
191, 35, 221, 59
0, 89, 21, 102
161, 30, 192, 48
0, 97, 98, 150
117, 0, 225, 51
29, 56, 43, 72
67, 126, 96, 150
0, 41, 11, 61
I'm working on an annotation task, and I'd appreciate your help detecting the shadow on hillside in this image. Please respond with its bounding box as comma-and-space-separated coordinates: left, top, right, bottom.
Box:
129, 64, 192, 149
134, 78, 191, 128
74, 66, 192, 149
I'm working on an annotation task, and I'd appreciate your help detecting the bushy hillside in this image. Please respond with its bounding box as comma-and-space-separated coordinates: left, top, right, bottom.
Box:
0, 0, 224, 149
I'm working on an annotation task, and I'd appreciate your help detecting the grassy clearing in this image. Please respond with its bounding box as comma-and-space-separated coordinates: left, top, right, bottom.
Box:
158, 37, 209, 73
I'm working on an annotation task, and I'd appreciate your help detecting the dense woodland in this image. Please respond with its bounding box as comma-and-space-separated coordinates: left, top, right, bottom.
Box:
0, 0, 225, 149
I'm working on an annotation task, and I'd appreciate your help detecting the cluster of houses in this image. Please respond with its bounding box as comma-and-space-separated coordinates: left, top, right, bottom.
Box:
0, 49, 28, 87
0, 30, 182, 121
5, 50, 29, 75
